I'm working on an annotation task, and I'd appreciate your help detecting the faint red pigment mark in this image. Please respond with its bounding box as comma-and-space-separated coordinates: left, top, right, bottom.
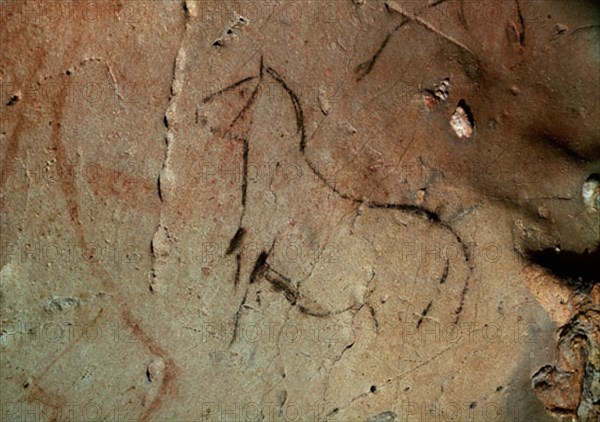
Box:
120, 308, 180, 422
84, 164, 160, 215
29, 11, 179, 421
26, 384, 66, 422
25, 312, 96, 421
51, 107, 179, 421
0, 51, 48, 191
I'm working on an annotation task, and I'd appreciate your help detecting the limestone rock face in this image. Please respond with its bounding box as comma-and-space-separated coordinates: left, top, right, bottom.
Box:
1, 1, 598, 421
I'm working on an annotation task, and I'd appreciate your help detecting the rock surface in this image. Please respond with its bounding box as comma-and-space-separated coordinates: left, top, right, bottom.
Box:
1, 1, 598, 421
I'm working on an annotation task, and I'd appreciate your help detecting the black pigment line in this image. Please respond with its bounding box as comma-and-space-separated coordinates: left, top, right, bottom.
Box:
454, 284, 469, 324
226, 227, 246, 255
515, 0, 526, 46
439, 259, 449, 284
241, 137, 249, 210
201, 76, 256, 104
416, 300, 433, 328
355, 33, 392, 81
265, 271, 298, 305
249, 251, 269, 284
234, 253, 241, 287
259, 55, 265, 81
229, 288, 248, 348
265, 67, 306, 152
228, 83, 261, 131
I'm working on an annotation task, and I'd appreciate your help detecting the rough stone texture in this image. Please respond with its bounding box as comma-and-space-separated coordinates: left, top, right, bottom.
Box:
1, 1, 598, 421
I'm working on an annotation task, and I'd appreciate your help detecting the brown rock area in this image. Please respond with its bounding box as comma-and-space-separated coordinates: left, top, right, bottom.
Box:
1, 1, 598, 421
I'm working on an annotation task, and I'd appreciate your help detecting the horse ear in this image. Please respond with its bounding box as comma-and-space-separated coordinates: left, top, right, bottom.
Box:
195, 76, 260, 140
